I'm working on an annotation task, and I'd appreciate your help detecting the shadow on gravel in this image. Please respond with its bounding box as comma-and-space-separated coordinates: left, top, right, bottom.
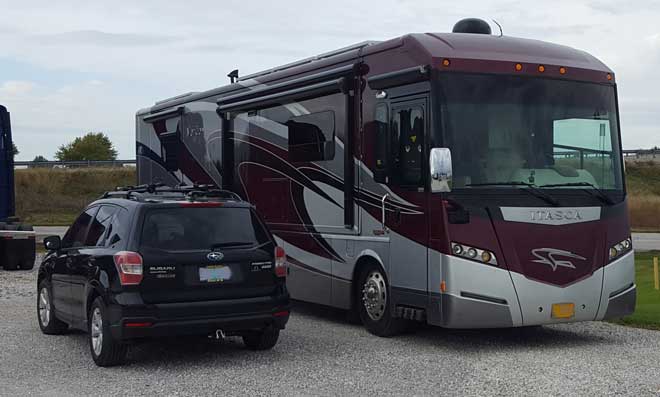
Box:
291, 300, 610, 352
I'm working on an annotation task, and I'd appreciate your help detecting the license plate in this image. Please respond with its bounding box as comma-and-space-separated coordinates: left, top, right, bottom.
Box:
199, 265, 232, 283
551, 303, 575, 319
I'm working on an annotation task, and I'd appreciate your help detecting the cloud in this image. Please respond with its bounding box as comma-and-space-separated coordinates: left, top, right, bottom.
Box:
0, 81, 35, 96
0, 0, 659, 158
36, 30, 180, 47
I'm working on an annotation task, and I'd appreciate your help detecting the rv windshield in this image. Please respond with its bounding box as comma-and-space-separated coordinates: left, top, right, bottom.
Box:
436, 74, 623, 193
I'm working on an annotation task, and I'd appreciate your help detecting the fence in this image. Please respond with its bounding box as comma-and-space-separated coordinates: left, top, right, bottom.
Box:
14, 159, 136, 168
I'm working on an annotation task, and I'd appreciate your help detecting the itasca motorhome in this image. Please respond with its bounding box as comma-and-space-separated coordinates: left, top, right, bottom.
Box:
136, 19, 635, 336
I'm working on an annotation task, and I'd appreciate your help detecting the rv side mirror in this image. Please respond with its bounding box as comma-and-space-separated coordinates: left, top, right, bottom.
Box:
43, 235, 61, 251
430, 148, 452, 193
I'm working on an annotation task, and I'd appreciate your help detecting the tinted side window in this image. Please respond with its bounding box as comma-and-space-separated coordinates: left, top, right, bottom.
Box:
287, 110, 335, 162
62, 207, 97, 248
104, 208, 129, 247
392, 106, 424, 186
87, 205, 118, 247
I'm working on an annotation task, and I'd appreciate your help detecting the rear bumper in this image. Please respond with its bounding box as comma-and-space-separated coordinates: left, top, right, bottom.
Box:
107, 293, 290, 340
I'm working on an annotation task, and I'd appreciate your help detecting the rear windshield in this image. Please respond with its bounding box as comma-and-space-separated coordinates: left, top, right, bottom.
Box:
140, 207, 271, 251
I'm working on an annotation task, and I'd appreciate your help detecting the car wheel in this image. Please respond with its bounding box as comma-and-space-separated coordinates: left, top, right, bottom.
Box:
242, 327, 280, 350
37, 280, 68, 334
357, 263, 407, 337
88, 297, 127, 367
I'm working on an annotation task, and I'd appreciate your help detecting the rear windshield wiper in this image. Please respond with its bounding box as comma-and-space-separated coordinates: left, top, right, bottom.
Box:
211, 241, 254, 249
539, 182, 614, 205
466, 181, 560, 207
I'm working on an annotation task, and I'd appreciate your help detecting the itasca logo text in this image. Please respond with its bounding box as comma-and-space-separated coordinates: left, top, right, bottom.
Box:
531, 248, 586, 271
530, 210, 582, 222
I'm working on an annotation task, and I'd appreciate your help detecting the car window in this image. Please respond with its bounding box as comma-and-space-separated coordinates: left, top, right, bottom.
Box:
62, 207, 97, 249
87, 205, 119, 247
140, 207, 271, 251
104, 207, 129, 247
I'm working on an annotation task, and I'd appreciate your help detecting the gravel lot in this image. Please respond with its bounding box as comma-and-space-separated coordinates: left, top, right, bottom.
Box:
1, 258, 659, 396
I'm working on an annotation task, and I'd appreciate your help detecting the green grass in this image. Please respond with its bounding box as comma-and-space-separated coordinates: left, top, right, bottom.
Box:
611, 251, 660, 330
15, 167, 136, 226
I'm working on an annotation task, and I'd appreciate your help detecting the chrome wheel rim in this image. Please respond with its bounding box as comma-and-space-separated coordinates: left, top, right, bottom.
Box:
362, 270, 387, 321
90, 308, 103, 356
38, 288, 50, 326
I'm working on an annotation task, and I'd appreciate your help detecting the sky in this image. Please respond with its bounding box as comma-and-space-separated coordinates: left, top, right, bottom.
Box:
0, 0, 658, 160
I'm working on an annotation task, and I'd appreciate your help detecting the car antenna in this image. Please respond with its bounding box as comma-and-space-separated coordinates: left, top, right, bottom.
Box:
492, 19, 503, 37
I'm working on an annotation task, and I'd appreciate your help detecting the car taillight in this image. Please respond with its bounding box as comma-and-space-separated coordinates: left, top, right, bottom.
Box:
113, 251, 143, 285
274, 246, 286, 277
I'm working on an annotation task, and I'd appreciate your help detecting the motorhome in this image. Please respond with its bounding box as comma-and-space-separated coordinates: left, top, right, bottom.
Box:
136, 19, 635, 335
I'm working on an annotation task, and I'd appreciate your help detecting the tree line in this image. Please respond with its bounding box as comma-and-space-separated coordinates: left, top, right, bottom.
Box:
13, 132, 118, 162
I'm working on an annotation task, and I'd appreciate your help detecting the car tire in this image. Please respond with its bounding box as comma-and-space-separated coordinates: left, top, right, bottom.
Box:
37, 280, 68, 335
88, 297, 127, 367
357, 263, 408, 337
242, 327, 280, 350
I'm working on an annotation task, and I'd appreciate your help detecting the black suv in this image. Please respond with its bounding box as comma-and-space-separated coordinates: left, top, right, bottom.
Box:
36, 185, 290, 366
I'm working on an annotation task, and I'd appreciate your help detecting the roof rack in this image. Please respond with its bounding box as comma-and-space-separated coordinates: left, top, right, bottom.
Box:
101, 184, 243, 202
237, 40, 379, 82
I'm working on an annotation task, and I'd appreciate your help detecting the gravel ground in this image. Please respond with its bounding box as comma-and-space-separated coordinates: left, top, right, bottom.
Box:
1, 258, 659, 396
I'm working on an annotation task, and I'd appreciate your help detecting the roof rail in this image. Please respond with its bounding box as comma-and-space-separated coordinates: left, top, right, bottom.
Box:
237, 40, 379, 82
154, 92, 199, 105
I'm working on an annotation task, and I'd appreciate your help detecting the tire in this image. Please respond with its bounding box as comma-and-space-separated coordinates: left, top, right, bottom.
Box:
242, 327, 280, 350
357, 263, 408, 337
88, 297, 127, 367
37, 280, 68, 335
19, 259, 35, 270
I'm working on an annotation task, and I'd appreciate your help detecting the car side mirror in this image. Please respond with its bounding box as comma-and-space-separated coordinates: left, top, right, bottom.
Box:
430, 148, 452, 193
43, 235, 61, 251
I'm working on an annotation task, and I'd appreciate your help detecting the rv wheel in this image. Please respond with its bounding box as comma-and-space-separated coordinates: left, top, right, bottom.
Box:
357, 263, 407, 337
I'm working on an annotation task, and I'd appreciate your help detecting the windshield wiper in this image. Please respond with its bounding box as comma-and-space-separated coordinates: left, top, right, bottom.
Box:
466, 181, 560, 207
539, 182, 614, 205
211, 241, 254, 248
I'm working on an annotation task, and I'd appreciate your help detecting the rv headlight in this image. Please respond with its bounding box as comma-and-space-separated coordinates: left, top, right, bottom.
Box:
451, 242, 498, 266
609, 237, 632, 262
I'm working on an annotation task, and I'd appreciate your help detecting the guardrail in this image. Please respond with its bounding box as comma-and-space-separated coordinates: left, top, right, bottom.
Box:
14, 159, 136, 168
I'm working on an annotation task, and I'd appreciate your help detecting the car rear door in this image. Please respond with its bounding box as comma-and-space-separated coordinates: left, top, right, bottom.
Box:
54, 207, 97, 322
137, 205, 278, 304
69, 205, 124, 323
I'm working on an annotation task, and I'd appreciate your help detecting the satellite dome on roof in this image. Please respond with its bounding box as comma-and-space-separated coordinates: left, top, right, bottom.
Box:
452, 18, 492, 34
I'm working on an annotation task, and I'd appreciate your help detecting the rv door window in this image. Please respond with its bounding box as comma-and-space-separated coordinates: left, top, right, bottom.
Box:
374, 104, 389, 171
392, 105, 425, 186
287, 110, 335, 162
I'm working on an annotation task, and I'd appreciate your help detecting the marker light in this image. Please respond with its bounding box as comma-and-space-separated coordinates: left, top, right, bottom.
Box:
607, 73, 613, 81
515, 63, 523, 72
538, 65, 545, 73
442, 59, 451, 67
481, 251, 492, 263
559, 67, 567, 75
